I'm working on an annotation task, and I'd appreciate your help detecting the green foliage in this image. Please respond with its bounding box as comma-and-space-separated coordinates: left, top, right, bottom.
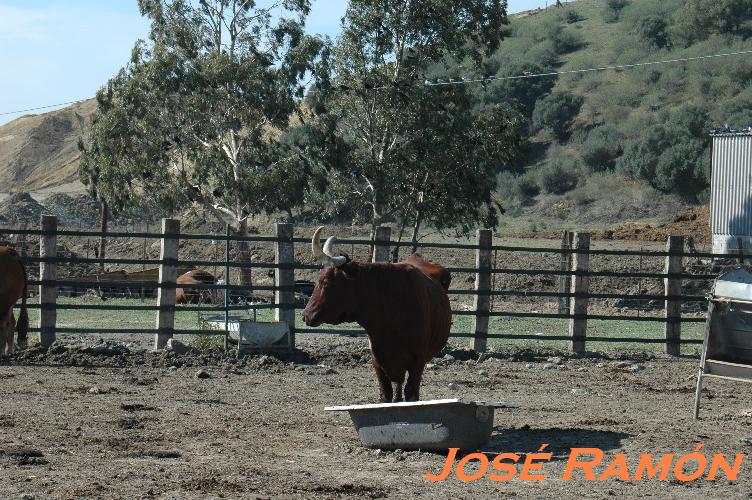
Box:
79, 0, 328, 230
542, 18, 584, 54
562, 10, 583, 24
674, 0, 752, 45
313, 0, 523, 238
532, 91, 584, 140
513, 171, 541, 205
538, 156, 581, 195
634, 15, 669, 49
480, 61, 556, 116
581, 125, 624, 172
604, 0, 630, 22
616, 106, 710, 200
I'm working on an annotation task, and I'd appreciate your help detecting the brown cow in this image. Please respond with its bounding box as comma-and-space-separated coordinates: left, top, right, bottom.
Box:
302, 227, 451, 402
0, 247, 28, 356
175, 269, 217, 304
406, 253, 451, 291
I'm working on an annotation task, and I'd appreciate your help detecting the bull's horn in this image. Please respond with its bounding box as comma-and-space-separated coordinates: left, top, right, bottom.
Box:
312, 226, 325, 258
323, 236, 347, 267
311, 227, 347, 267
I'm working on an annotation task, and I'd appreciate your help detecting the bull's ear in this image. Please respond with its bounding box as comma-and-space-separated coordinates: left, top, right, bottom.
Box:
341, 262, 358, 280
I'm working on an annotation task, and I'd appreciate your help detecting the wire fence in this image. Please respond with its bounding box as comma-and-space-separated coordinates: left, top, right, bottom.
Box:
0, 219, 738, 353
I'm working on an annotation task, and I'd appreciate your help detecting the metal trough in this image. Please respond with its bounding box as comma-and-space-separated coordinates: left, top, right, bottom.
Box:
695, 268, 752, 418
325, 398, 518, 451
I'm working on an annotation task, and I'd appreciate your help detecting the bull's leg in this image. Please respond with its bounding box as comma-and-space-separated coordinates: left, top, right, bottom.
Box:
391, 370, 406, 403
405, 362, 426, 402
0, 311, 12, 357
372, 359, 393, 403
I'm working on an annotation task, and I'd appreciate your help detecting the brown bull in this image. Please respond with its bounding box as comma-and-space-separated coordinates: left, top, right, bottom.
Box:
0, 247, 28, 356
175, 269, 216, 304
302, 227, 451, 402
406, 253, 451, 291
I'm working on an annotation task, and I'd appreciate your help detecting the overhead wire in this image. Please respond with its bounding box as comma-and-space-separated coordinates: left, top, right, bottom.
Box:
2, 48, 752, 116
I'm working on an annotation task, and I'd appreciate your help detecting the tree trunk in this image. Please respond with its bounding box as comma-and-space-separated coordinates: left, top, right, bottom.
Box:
369, 211, 382, 260
99, 199, 108, 273
409, 207, 424, 254
392, 216, 407, 262
236, 218, 254, 297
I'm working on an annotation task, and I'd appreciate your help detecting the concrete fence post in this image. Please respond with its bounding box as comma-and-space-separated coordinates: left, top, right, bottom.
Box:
569, 232, 590, 354
472, 229, 493, 353
154, 218, 180, 350
275, 223, 295, 350
372, 226, 392, 263
665, 235, 684, 356
558, 230, 574, 315
39, 215, 57, 347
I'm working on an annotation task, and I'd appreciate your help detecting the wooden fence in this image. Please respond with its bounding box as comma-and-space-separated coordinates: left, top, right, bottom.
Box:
0, 215, 736, 354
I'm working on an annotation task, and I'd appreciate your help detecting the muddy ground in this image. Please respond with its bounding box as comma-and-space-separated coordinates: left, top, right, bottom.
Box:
1, 337, 752, 499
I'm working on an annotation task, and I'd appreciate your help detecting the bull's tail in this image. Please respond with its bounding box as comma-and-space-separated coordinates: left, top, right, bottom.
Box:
16, 258, 28, 349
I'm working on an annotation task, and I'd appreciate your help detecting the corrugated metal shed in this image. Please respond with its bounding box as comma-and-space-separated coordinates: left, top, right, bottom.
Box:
710, 129, 752, 253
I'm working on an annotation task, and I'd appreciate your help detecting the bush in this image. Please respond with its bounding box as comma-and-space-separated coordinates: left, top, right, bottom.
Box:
674, 0, 752, 44
513, 172, 541, 205
634, 15, 669, 49
563, 10, 583, 24
532, 91, 584, 140
581, 125, 623, 172
616, 106, 710, 200
482, 61, 556, 116
603, 0, 629, 22
539, 157, 581, 194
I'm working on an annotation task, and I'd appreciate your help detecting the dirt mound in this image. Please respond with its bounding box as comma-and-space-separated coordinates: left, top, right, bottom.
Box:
44, 193, 102, 227
597, 205, 711, 243
0, 192, 52, 225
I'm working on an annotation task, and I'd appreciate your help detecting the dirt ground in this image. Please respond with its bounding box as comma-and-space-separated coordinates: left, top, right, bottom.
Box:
1, 336, 752, 499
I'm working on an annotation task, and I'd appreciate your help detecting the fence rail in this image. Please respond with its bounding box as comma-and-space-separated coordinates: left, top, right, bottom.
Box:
0, 217, 725, 354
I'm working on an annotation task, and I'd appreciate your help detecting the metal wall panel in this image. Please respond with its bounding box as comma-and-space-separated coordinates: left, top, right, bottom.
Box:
711, 134, 752, 253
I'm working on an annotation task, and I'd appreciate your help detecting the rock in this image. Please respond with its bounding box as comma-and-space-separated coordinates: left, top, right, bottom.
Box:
613, 361, 632, 368
447, 383, 458, 391
477, 369, 489, 377
20, 495, 35, 500
596, 363, 605, 368
571, 388, 588, 396
443, 354, 455, 361
88, 386, 104, 394
425, 363, 436, 370
740, 436, 752, 446
323, 368, 337, 375
165, 339, 192, 355
577, 367, 588, 372
525, 363, 533, 369
627, 364, 644, 372
547, 356, 563, 365
741, 409, 752, 417
542, 363, 555, 370
195, 369, 211, 379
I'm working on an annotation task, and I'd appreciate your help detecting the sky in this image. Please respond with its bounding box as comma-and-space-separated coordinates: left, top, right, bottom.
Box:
0, 0, 553, 126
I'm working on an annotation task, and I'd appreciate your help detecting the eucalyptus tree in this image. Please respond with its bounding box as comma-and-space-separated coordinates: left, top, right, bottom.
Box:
79, 0, 329, 287
312, 0, 527, 250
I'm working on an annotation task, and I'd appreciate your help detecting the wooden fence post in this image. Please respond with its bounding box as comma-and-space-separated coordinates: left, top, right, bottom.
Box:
372, 226, 392, 263
665, 235, 684, 356
39, 215, 57, 347
472, 229, 493, 353
569, 232, 590, 354
558, 230, 573, 315
275, 223, 295, 350
154, 218, 180, 350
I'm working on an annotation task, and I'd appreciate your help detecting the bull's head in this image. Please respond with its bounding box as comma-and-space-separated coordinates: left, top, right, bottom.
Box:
302, 227, 357, 327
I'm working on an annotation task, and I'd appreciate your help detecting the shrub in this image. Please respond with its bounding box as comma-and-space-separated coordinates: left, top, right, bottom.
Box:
539, 157, 581, 194
483, 61, 556, 116
532, 91, 584, 140
616, 106, 710, 201
581, 125, 623, 172
634, 15, 669, 49
603, 0, 629, 22
513, 172, 541, 205
563, 10, 583, 24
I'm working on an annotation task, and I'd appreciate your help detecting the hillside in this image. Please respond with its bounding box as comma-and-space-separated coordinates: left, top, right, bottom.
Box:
0, 0, 748, 236
0, 99, 95, 193
483, 0, 752, 231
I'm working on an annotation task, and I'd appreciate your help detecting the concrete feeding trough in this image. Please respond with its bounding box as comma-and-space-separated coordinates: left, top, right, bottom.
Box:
695, 268, 752, 418
325, 398, 518, 451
